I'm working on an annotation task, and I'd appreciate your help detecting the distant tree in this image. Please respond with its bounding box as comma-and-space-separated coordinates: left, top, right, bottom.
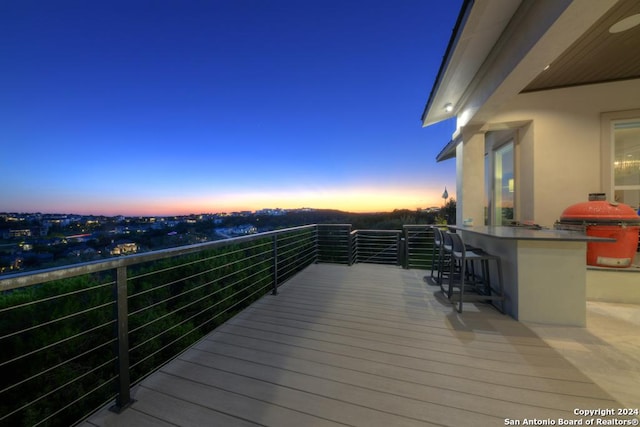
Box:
21, 254, 42, 269
442, 198, 457, 224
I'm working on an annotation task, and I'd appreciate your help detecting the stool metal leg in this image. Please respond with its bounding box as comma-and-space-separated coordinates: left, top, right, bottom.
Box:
446, 231, 505, 314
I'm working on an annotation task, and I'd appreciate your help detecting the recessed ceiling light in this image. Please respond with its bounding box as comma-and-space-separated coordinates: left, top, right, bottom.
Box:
543, 64, 550, 71
609, 13, 640, 33
444, 103, 453, 113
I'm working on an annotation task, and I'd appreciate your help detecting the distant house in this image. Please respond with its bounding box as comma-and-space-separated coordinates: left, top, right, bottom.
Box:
422, 0, 640, 227
216, 224, 257, 238
42, 216, 73, 227
110, 226, 126, 234
235, 224, 257, 235
65, 246, 98, 259
256, 208, 287, 216
8, 229, 32, 238
109, 242, 138, 256
421, 207, 441, 213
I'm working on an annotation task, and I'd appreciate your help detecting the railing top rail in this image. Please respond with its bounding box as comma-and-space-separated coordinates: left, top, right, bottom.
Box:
0, 223, 435, 292
0, 224, 318, 292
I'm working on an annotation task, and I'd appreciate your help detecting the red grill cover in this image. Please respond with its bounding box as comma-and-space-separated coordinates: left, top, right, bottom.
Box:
560, 201, 640, 223
559, 200, 640, 267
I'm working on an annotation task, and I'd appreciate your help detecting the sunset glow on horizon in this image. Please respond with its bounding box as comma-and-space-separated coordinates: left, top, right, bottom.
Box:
6, 183, 456, 217
1, 1, 461, 216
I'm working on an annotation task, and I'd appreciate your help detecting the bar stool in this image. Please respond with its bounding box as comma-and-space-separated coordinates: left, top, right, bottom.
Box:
428, 227, 451, 288
445, 231, 505, 313
428, 226, 439, 280
429, 227, 444, 285
439, 230, 454, 294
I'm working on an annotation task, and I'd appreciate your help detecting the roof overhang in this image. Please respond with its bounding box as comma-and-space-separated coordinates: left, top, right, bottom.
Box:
421, 0, 524, 127
422, 0, 640, 161
435, 135, 460, 162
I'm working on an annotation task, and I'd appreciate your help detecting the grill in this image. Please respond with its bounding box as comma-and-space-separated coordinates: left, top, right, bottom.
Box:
555, 194, 640, 268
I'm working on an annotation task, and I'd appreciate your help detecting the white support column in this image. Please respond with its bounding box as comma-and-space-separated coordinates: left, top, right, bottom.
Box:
456, 131, 485, 226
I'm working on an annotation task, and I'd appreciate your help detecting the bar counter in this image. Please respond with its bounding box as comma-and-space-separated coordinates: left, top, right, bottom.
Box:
449, 225, 612, 242
448, 225, 614, 326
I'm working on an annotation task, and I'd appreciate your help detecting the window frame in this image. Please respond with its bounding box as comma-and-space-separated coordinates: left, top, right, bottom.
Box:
601, 110, 640, 206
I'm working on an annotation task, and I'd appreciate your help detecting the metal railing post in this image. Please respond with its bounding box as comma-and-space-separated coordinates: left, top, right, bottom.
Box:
348, 228, 354, 266
111, 266, 133, 412
272, 234, 278, 295
314, 225, 319, 263
403, 227, 409, 269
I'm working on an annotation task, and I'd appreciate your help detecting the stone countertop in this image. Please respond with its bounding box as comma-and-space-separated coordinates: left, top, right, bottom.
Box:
448, 225, 616, 242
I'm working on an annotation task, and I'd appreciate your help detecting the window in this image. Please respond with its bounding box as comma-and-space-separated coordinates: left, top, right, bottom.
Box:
613, 120, 640, 210
484, 153, 489, 225
493, 141, 515, 225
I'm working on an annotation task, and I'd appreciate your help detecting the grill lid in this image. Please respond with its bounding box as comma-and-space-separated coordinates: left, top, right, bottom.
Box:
559, 200, 640, 225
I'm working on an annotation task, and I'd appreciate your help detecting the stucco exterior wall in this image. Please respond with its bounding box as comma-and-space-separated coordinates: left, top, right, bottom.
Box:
456, 131, 485, 226
484, 79, 640, 227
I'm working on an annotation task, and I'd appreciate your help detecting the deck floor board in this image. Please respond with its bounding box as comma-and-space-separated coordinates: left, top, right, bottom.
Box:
85, 263, 634, 426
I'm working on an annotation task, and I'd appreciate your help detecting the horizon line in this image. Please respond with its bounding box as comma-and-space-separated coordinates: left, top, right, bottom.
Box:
1, 205, 452, 218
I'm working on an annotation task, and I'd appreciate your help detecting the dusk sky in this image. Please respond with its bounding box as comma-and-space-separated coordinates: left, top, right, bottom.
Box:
2, 0, 460, 216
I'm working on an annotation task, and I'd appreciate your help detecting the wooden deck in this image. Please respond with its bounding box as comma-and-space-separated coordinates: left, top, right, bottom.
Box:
84, 263, 631, 427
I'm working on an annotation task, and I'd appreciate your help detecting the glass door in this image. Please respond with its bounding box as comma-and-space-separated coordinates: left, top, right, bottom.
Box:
493, 142, 514, 225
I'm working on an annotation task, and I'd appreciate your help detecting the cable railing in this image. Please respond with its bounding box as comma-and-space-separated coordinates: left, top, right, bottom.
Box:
0, 223, 435, 426
353, 229, 402, 265
403, 225, 436, 270
316, 224, 352, 265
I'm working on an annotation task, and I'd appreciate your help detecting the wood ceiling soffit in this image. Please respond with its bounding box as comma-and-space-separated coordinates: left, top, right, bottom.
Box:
522, 0, 640, 93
